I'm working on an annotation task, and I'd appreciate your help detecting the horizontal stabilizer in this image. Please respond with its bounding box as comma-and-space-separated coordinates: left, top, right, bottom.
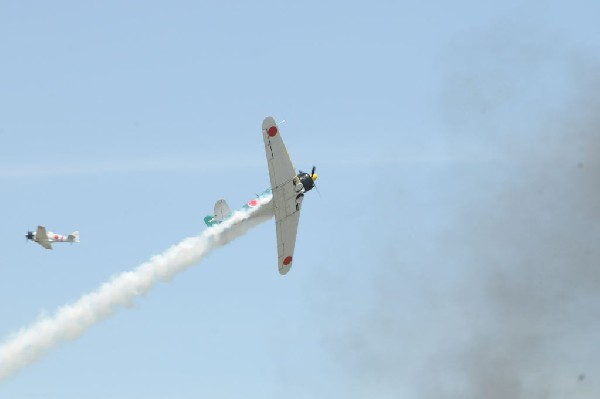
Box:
204, 215, 217, 227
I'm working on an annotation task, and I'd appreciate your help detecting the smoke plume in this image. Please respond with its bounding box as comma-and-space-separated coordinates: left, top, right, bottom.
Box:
317, 21, 600, 399
0, 194, 272, 381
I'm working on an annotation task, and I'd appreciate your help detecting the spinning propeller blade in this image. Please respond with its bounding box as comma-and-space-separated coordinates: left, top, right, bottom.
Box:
310, 165, 320, 194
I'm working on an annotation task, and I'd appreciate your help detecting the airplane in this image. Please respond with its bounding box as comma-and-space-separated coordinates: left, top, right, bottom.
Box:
25, 225, 80, 249
204, 116, 317, 275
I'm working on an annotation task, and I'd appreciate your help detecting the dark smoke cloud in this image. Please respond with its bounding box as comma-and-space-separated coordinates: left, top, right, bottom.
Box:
434, 49, 600, 397
314, 18, 600, 399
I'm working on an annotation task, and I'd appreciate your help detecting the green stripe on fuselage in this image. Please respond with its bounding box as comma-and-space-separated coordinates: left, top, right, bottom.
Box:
203, 189, 272, 227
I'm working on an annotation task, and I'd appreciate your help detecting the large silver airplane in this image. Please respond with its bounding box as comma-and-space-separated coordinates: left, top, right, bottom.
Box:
203, 117, 317, 275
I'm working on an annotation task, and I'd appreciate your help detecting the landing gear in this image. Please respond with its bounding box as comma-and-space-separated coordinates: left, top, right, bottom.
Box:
295, 193, 304, 210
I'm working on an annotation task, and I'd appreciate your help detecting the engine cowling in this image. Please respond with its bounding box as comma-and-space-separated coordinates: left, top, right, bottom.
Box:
298, 172, 315, 192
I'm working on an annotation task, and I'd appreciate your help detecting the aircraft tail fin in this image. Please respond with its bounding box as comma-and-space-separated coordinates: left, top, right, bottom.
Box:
213, 199, 231, 222
68, 231, 80, 243
204, 199, 231, 227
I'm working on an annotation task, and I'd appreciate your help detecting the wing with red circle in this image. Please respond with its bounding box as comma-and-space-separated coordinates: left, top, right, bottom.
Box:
262, 117, 297, 190
36, 225, 52, 250
262, 116, 301, 275
275, 211, 300, 275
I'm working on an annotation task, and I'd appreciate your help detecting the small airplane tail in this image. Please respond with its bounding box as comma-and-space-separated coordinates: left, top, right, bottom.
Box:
214, 199, 231, 222
204, 215, 218, 227
204, 199, 231, 227
68, 231, 80, 243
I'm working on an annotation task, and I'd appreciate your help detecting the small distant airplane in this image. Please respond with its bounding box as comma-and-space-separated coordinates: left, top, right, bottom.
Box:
204, 116, 317, 275
25, 225, 80, 249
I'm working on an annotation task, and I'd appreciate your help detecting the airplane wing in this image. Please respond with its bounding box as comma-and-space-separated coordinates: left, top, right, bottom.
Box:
262, 117, 302, 274
275, 212, 300, 275
262, 117, 297, 190
36, 225, 52, 250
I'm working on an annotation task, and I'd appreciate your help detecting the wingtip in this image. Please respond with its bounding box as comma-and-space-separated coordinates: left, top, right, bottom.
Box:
278, 260, 293, 275
262, 116, 276, 129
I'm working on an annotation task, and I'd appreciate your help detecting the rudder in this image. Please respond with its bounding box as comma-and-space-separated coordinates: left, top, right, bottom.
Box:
213, 199, 231, 222
68, 231, 80, 243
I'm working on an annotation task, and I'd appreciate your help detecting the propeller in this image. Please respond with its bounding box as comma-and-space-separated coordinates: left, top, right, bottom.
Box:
25, 230, 34, 241
310, 165, 320, 195
299, 166, 319, 194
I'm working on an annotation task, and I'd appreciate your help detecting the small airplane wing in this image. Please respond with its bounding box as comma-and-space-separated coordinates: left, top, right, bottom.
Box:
262, 117, 302, 274
262, 117, 297, 190
36, 225, 52, 250
275, 212, 300, 275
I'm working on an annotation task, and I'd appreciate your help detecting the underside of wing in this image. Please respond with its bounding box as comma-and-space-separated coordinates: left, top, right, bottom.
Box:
38, 241, 52, 250
262, 117, 304, 274
276, 211, 300, 275
262, 117, 296, 191
36, 225, 47, 239
35, 226, 52, 249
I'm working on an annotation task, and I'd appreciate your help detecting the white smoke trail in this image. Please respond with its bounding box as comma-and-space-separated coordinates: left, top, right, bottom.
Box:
0, 194, 273, 381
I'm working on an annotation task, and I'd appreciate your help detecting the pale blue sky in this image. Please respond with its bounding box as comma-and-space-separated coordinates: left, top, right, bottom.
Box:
1, 1, 599, 398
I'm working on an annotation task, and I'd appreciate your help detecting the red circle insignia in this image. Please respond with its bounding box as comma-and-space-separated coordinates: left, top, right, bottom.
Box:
267, 126, 278, 137
248, 199, 258, 207
283, 256, 293, 265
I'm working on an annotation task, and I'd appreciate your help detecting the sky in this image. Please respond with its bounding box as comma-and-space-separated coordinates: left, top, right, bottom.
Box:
0, 0, 599, 398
